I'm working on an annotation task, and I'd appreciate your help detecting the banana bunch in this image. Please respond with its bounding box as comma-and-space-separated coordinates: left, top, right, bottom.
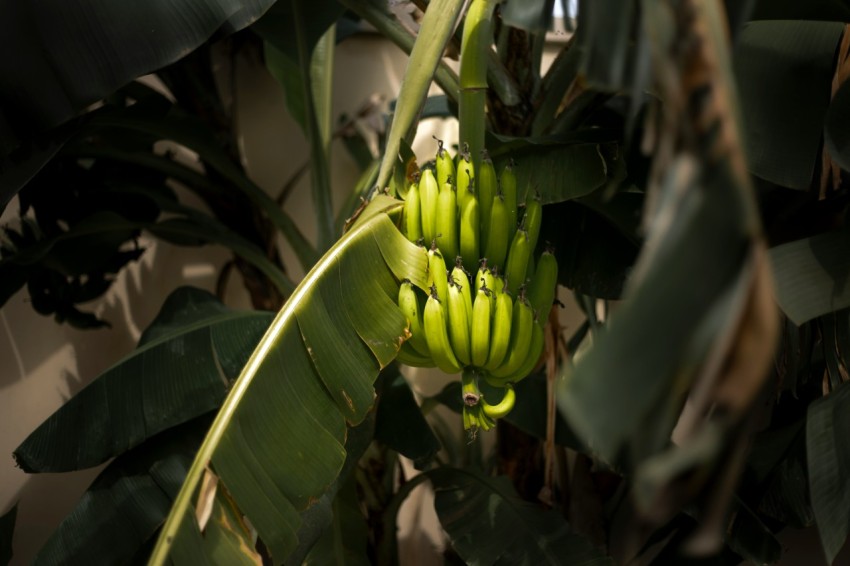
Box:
397, 140, 558, 432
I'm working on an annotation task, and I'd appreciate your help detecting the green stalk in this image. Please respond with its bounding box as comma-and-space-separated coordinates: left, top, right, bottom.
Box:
459, 0, 497, 175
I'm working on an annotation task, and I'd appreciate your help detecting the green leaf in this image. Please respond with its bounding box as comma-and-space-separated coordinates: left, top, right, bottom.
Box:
303, 477, 370, 566
370, 0, 466, 191
575, 0, 636, 91
14, 287, 273, 472
431, 467, 614, 565
825, 79, 850, 173
769, 228, 850, 326
0, 504, 15, 566
807, 381, 850, 564
33, 416, 210, 566
734, 20, 844, 189
375, 372, 441, 468
0, 0, 276, 138
150, 210, 429, 564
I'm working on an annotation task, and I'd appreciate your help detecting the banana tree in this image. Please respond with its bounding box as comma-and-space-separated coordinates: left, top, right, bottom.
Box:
6, 0, 850, 564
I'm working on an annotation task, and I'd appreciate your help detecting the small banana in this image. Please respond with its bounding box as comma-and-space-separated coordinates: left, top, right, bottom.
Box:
457, 165, 475, 213
470, 282, 492, 367
397, 279, 430, 356
476, 405, 496, 431
451, 258, 474, 326
402, 181, 422, 243
524, 189, 542, 253
426, 243, 449, 307
419, 168, 439, 246
503, 227, 530, 296
447, 278, 472, 366
459, 194, 480, 273
481, 383, 516, 419
434, 137, 455, 189
478, 150, 497, 249
474, 258, 490, 295
435, 181, 459, 262
527, 250, 558, 325
423, 286, 462, 374
489, 291, 534, 378
500, 160, 518, 244
483, 192, 508, 269
484, 289, 513, 371
491, 318, 545, 385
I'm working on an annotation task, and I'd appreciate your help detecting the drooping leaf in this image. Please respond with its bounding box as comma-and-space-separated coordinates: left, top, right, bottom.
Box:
150, 208, 429, 564
302, 477, 370, 566
374, 372, 441, 469
769, 228, 850, 326
0, 0, 276, 140
14, 287, 273, 472
807, 381, 850, 564
575, 0, 636, 91
501, 0, 555, 32
734, 20, 844, 189
431, 467, 614, 565
32, 416, 210, 566
370, 0, 466, 191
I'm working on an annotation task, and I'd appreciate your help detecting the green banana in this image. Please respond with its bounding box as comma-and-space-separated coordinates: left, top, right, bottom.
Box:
504, 228, 530, 296
524, 189, 542, 253
481, 384, 516, 419
459, 196, 480, 275
470, 283, 492, 367
447, 279, 472, 366
451, 258, 474, 326
483, 192, 508, 269
474, 258, 490, 295
500, 160, 518, 244
419, 168, 439, 246
423, 286, 462, 374
489, 292, 534, 377
457, 162, 475, 213
476, 405, 496, 431
527, 250, 558, 325
434, 137, 455, 189
397, 279, 430, 356
493, 319, 545, 384
484, 290, 513, 371
435, 181, 459, 262
427, 243, 449, 306
402, 181, 422, 243
478, 150, 497, 249
396, 341, 437, 368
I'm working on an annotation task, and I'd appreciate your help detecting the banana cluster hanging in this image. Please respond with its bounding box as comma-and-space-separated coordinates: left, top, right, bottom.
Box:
396, 140, 558, 432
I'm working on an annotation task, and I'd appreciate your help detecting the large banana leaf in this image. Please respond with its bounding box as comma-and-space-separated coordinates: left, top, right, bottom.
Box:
150, 203, 429, 564
14, 286, 274, 473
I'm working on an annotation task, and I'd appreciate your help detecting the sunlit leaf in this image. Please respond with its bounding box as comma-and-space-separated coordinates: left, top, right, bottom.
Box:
150, 209, 429, 564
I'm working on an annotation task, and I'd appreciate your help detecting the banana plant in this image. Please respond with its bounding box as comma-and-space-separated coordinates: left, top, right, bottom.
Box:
9, 0, 850, 565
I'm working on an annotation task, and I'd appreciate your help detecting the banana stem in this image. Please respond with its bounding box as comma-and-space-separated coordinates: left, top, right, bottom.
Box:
461, 367, 482, 406
459, 0, 497, 174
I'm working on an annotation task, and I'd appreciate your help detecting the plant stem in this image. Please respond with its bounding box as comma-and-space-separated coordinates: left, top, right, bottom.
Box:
459, 0, 497, 174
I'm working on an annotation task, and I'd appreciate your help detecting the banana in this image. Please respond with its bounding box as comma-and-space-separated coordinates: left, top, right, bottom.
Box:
478, 150, 497, 249
481, 384, 516, 419
426, 243, 449, 307
524, 189, 542, 253
500, 160, 518, 244
493, 318, 545, 384
447, 278, 472, 366
396, 341, 437, 368
489, 292, 534, 377
459, 195, 480, 276
474, 258, 490, 295
402, 181, 422, 243
526, 250, 536, 285
451, 258, 474, 326
503, 228, 530, 296
435, 181, 459, 262
423, 286, 462, 374
457, 164, 475, 214
434, 137, 455, 189
397, 279, 430, 356
470, 283, 492, 367
419, 168, 439, 246
484, 290, 513, 371
476, 405, 495, 431
483, 192, 508, 269
527, 250, 558, 325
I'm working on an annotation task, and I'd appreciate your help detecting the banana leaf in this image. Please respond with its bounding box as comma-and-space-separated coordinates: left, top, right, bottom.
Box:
149, 202, 430, 564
